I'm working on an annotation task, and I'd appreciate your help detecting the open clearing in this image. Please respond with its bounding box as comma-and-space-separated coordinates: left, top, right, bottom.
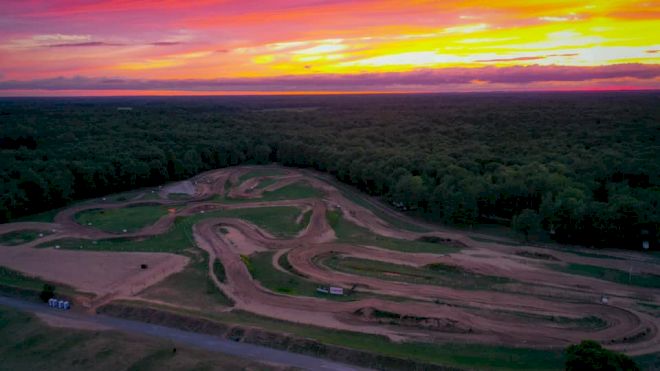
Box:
0, 246, 188, 303
1, 165, 658, 370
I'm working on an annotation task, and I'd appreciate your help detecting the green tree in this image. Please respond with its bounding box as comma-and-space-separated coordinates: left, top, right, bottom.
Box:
39, 284, 55, 302
254, 144, 272, 164
565, 340, 639, 371
512, 209, 541, 240
393, 174, 427, 209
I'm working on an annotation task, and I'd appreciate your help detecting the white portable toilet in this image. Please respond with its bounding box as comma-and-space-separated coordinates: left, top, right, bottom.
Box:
63, 301, 70, 310
58, 300, 65, 309
48, 298, 56, 307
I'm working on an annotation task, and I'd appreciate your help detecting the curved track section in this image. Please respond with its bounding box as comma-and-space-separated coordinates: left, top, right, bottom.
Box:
1, 165, 658, 356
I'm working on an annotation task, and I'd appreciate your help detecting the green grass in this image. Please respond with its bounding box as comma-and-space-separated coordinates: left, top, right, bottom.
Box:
222, 181, 321, 204
39, 206, 306, 253
13, 208, 63, 223
105, 190, 161, 202
0, 230, 50, 246
0, 266, 81, 299
0, 306, 269, 371
249, 251, 357, 301
300, 209, 312, 228
75, 204, 170, 233
213, 259, 226, 283
563, 250, 625, 260
550, 263, 660, 288
238, 169, 285, 183
255, 178, 278, 189
219, 207, 307, 237
637, 301, 660, 317
327, 210, 458, 254
321, 254, 511, 291
0, 266, 53, 293
261, 181, 322, 200
167, 193, 192, 200
140, 250, 233, 309
634, 352, 660, 370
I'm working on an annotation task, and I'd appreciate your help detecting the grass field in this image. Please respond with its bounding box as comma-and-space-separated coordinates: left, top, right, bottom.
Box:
550, 263, 660, 288
0, 266, 83, 300
167, 193, 192, 201
0, 230, 50, 246
327, 210, 458, 254
0, 306, 270, 371
75, 204, 171, 233
261, 181, 322, 200
39, 206, 306, 253
562, 250, 625, 260
321, 254, 511, 291
255, 178, 278, 189
140, 249, 233, 309
249, 251, 357, 301
14, 208, 64, 223
213, 259, 226, 282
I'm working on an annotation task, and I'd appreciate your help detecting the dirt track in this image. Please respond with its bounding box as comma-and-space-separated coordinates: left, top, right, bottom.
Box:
1, 165, 659, 356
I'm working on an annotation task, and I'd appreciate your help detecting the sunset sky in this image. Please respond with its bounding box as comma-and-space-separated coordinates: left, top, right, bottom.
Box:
1, 0, 659, 95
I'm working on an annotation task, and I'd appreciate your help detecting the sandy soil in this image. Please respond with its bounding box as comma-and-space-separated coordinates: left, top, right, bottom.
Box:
0, 246, 188, 304
1, 165, 658, 357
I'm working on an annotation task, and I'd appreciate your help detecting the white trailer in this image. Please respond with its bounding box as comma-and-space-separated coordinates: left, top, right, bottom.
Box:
329, 287, 344, 295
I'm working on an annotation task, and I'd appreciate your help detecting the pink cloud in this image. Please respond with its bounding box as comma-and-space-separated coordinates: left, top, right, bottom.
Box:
1, 64, 658, 93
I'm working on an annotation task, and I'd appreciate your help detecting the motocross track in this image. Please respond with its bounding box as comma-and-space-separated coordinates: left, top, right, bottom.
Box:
1, 165, 659, 356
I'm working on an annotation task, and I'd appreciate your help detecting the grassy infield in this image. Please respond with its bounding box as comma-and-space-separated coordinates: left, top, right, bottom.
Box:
2, 169, 657, 369
0, 230, 50, 246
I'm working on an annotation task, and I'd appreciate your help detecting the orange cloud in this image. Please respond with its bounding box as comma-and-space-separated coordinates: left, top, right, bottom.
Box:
0, 1, 658, 94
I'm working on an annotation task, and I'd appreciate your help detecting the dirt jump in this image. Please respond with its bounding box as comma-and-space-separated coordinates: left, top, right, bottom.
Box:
1, 165, 658, 357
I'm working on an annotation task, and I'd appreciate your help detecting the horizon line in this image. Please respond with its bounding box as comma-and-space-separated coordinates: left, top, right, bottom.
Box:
1, 87, 659, 98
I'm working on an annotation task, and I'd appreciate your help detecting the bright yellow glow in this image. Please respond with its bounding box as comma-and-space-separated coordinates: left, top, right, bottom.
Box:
0, 0, 658, 93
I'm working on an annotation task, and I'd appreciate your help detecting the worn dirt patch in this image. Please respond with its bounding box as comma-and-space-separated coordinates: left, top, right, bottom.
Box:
0, 246, 188, 298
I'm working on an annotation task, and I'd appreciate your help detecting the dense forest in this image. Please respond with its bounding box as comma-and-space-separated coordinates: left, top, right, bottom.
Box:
0, 92, 658, 250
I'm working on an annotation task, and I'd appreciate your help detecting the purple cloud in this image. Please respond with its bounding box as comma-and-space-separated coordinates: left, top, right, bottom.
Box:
0, 64, 658, 92
150, 41, 181, 46
47, 41, 124, 47
478, 53, 579, 63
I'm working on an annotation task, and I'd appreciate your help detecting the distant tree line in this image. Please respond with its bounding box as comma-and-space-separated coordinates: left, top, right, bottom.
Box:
0, 93, 657, 250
